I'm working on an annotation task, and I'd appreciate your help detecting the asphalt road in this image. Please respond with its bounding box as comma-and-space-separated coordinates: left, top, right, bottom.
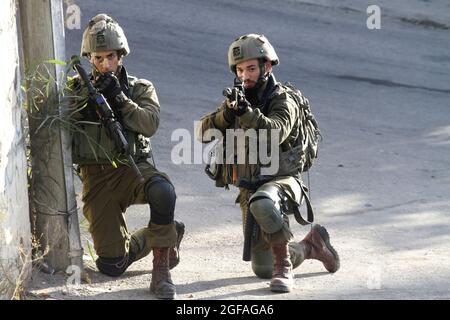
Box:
29, 0, 450, 300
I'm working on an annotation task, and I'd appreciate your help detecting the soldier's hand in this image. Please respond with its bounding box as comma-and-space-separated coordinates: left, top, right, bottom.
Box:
235, 95, 251, 116
223, 87, 250, 117
94, 72, 123, 103
223, 98, 237, 123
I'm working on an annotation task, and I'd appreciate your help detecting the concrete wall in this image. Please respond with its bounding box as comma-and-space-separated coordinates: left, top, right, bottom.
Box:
0, 0, 32, 300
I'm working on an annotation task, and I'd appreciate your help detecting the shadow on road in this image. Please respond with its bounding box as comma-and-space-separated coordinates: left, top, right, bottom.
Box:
176, 275, 260, 295
295, 271, 330, 279
175, 271, 330, 298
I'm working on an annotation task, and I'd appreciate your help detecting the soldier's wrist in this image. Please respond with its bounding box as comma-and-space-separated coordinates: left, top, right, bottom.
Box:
236, 104, 252, 116
236, 105, 250, 116
112, 91, 128, 108
223, 107, 236, 123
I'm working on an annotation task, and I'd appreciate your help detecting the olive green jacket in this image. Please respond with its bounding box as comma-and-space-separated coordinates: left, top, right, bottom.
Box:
69, 71, 159, 165
198, 78, 301, 185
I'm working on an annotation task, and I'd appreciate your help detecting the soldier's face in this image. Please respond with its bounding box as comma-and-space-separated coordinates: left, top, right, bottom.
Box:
236, 59, 272, 89
90, 50, 120, 74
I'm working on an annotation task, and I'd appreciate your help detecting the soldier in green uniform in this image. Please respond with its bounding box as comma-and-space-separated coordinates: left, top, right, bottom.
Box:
198, 34, 340, 293
69, 14, 183, 300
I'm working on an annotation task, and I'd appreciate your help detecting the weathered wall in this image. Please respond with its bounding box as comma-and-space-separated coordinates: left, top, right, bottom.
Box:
0, 0, 32, 300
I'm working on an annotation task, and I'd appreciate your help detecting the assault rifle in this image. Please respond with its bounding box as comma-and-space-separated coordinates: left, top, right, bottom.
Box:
71, 55, 144, 183
222, 78, 245, 106
223, 80, 259, 261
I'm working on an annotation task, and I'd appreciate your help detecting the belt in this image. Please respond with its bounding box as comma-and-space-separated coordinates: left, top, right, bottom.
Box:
80, 164, 121, 175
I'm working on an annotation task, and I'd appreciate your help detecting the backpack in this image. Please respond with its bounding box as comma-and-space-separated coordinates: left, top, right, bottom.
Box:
270, 82, 321, 225
281, 82, 322, 173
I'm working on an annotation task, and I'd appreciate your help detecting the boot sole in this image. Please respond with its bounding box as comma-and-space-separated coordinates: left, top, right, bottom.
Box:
150, 286, 177, 300
151, 290, 177, 300
270, 283, 292, 293
315, 224, 340, 273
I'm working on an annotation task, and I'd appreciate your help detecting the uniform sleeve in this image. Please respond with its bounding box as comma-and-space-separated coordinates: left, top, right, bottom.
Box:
120, 79, 160, 137
238, 92, 298, 145
66, 77, 89, 121
196, 101, 234, 143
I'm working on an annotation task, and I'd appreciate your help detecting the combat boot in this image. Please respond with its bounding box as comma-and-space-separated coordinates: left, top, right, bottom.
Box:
270, 243, 293, 293
301, 224, 340, 273
150, 247, 176, 300
169, 220, 185, 270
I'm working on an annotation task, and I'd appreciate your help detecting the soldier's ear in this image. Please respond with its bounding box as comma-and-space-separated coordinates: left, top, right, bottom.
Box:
264, 60, 273, 74
117, 50, 125, 60
88, 53, 95, 64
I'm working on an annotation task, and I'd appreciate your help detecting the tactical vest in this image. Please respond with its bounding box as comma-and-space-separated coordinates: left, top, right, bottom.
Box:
223, 78, 301, 186
71, 75, 152, 165
205, 76, 304, 187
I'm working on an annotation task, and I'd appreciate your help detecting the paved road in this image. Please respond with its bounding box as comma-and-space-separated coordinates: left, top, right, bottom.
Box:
30, 0, 450, 300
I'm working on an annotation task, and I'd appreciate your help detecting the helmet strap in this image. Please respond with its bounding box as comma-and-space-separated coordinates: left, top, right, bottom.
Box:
115, 64, 123, 76
258, 59, 267, 83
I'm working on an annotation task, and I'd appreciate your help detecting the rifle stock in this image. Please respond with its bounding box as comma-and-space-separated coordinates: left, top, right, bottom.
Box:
242, 207, 255, 261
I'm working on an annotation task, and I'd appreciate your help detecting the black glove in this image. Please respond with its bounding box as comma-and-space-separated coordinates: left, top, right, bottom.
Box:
235, 96, 251, 116
94, 72, 123, 104
222, 87, 251, 122
223, 103, 236, 123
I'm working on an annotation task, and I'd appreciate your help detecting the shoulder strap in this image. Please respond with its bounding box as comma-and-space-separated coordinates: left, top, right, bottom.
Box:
260, 79, 283, 115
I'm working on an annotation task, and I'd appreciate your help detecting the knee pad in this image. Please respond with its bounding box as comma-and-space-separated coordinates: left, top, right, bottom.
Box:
96, 253, 135, 277
249, 186, 284, 234
144, 176, 176, 225
251, 249, 273, 279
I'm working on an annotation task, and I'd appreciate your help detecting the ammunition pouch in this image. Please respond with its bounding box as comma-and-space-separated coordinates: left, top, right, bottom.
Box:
204, 139, 228, 188
72, 121, 117, 164
275, 145, 304, 176
72, 120, 151, 165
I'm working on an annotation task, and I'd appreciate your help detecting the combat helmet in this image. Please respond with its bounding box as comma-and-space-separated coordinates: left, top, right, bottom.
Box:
227, 34, 279, 74
80, 14, 130, 57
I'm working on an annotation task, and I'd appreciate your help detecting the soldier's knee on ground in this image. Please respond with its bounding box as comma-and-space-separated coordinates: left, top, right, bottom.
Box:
96, 254, 135, 277
251, 249, 273, 279
144, 176, 176, 225
249, 197, 284, 234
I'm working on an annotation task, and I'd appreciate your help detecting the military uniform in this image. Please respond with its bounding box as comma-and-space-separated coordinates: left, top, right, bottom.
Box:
198, 34, 340, 293
70, 13, 181, 300
71, 72, 177, 259
199, 75, 307, 272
